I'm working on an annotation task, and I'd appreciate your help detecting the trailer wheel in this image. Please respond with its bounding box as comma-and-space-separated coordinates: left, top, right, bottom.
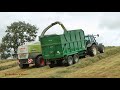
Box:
73, 54, 79, 64
56, 60, 63, 66
88, 45, 97, 56
66, 56, 73, 66
98, 44, 105, 53
49, 61, 55, 68
19, 64, 29, 69
35, 56, 45, 67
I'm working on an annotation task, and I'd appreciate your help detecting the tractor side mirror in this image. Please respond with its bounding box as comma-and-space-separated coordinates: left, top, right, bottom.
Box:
97, 34, 99, 37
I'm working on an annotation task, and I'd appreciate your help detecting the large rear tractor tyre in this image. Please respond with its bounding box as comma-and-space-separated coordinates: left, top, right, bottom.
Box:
98, 44, 105, 53
35, 56, 45, 67
73, 54, 79, 64
66, 56, 73, 66
88, 45, 97, 56
19, 64, 29, 69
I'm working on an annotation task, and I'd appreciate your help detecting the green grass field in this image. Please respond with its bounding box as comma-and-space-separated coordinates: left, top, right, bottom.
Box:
0, 46, 120, 78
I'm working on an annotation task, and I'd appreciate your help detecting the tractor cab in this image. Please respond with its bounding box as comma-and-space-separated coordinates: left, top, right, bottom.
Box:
85, 34, 99, 48
85, 34, 104, 56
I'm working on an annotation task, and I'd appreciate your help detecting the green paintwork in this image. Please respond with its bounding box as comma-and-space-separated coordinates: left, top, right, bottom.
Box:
28, 42, 42, 53
39, 29, 87, 60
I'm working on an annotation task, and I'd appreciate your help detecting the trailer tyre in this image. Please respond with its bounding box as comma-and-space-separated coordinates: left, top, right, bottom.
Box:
56, 60, 63, 66
98, 44, 105, 53
19, 64, 29, 69
49, 61, 56, 68
35, 56, 45, 67
73, 54, 79, 64
88, 45, 97, 56
66, 56, 73, 66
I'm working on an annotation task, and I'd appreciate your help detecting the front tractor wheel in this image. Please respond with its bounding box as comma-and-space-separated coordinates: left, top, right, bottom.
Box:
35, 56, 45, 67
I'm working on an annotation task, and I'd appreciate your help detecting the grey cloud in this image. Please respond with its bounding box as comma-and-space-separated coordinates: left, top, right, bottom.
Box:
0, 12, 119, 46
99, 12, 120, 30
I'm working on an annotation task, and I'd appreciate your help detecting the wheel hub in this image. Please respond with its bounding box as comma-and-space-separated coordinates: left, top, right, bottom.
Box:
93, 47, 97, 55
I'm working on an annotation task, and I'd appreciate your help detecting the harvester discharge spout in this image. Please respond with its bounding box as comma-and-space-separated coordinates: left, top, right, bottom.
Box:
40, 21, 67, 37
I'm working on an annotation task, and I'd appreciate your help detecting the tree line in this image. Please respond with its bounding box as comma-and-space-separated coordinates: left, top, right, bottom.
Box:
0, 21, 38, 59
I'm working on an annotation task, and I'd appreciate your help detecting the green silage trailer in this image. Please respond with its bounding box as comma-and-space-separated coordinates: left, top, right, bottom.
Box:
39, 21, 87, 68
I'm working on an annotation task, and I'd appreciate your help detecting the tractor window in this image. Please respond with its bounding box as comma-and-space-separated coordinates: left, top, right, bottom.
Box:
92, 36, 96, 42
90, 36, 95, 42
85, 36, 89, 40
91, 37, 93, 41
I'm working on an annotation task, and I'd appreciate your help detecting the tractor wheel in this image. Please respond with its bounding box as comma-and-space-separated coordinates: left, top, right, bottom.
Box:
98, 44, 105, 53
73, 54, 79, 64
49, 61, 56, 68
35, 56, 45, 67
19, 64, 29, 69
66, 56, 73, 66
88, 45, 97, 56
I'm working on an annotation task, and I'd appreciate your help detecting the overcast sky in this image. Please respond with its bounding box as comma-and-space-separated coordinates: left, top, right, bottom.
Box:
0, 12, 120, 46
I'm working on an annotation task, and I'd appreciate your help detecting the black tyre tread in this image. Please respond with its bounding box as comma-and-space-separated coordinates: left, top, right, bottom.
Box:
49, 61, 55, 68
35, 56, 45, 67
73, 54, 79, 64
66, 56, 73, 66
98, 44, 105, 53
88, 44, 97, 56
